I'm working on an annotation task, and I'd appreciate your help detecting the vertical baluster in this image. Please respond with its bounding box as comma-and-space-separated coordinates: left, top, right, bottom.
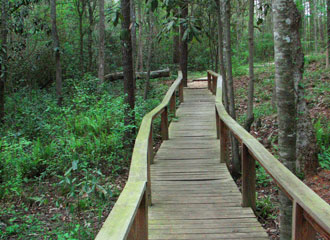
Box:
147, 125, 153, 206
179, 82, 184, 103
292, 201, 316, 240
161, 107, 169, 140
207, 72, 211, 91
241, 143, 256, 211
216, 107, 220, 139
127, 189, 148, 240
170, 94, 176, 118
220, 119, 228, 164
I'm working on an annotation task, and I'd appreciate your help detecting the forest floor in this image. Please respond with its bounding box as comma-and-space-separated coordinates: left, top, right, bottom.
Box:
233, 57, 330, 239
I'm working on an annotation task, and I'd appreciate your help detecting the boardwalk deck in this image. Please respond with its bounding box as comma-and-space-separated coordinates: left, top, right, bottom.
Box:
149, 88, 268, 240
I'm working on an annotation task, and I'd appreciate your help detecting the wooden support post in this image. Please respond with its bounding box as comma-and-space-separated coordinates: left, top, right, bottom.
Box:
147, 126, 153, 206
161, 107, 169, 140
216, 107, 220, 139
127, 189, 148, 240
207, 72, 211, 90
220, 119, 228, 164
292, 201, 316, 240
170, 94, 176, 117
214, 76, 217, 94
179, 82, 184, 103
241, 143, 256, 211
212, 76, 216, 95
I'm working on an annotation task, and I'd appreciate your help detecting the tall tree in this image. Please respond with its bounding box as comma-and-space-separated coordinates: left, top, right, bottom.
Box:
98, 0, 105, 82
136, 1, 144, 72
179, 1, 188, 87
273, 0, 297, 238
144, 12, 154, 100
290, 1, 319, 175
0, 0, 8, 122
75, 0, 87, 73
245, 0, 254, 132
224, 0, 240, 176
131, 0, 137, 89
173, 8, 180, 65
50, 0, 63, 106
87, 0, 96, 72
327, 0, 330, 68
121, 0, 135, 152
215, 0, 228, 110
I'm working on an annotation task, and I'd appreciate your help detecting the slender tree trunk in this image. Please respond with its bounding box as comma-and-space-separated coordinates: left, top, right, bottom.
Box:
179, 3, 188, 87
273, 0, 297, 239
327, 0, 330, 68
0, 0, 8, 122
50, 0, 63, 106
87, 1, 96, 72
289, 2, 319, 175
224, 0, 240, 177
245, 0, 254, 132
216, 0, 228, 111
77, 0, 86, 74
130, 0, 137, 89
144, 14, 153, 100
98, 0, 105, 82
121, 0, 135, 153
173, 8, 180, 65
136, 2, 144, 72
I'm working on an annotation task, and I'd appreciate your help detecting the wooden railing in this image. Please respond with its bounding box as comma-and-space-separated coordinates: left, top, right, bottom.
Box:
208, 70, 330, 240
95, 72, 183, 240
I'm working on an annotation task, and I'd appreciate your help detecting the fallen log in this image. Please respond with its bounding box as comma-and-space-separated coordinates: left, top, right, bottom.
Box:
104, 68, 170, 81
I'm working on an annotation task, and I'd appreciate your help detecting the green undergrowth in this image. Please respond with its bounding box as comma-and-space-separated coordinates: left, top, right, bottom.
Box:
0, 75, 169, 239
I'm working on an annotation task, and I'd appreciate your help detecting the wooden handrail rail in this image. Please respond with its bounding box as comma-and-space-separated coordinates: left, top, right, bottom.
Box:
95, 72, 183, 240
208, 70, 330, 239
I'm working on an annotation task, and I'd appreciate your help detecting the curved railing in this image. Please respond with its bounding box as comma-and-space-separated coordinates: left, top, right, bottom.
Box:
208, 70, 330, 239
95, 72, 183, 240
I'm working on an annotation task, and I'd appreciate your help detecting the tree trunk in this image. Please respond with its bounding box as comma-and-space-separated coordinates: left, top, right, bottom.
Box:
173, 8, 180, 65
273, 0, 297, 239
130, 0, 137, 89
121, 0, 135, 153
245, 0, 255, 132
224, 0, 240, 177
98, 0, 105, 82
179, 3, 188, 87
77, 0, 86, 74
289, 2, 319, 175
216, 0, 228, 111
50, 0, 63, 106
136, 2, 144, 72
144, 13, 153, 100
327, 0, 330, 68
0, 0, 8, 122
87, 0, 96, 72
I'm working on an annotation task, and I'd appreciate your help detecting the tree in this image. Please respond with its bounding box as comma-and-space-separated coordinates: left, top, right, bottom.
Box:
173, 8, 180, 65
245, 0, 254, 132
289, 1, 319, 175
50, 0, 63, 106
74, 0, 87, 74
273, 0, 297, 238
144, 12, 154, 100
224, 0, 240, 176
179, 1, 188, 87
87, 0, 97, 72
98, 0, 105, 82
0, 0, 8, 122
327, 0, 330, 68
121, 0, 135, 152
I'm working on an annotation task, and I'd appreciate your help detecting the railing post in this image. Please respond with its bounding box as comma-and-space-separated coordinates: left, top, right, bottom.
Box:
220, 119, 228, 164
241, 143, 256, 211
216, 107, 220, 140
214, 76, 218, 94
127, 189, 148, 240
179, 82, 184, 103
161, 107, 169, 140
147, 126, 153, 206
207, 72, 211, 91
170, 94, 176, 118
292, 201, 316, 240
212, 75, 216, 95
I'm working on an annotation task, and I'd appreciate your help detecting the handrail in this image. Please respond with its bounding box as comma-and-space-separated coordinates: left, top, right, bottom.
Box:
95, 72, 183, 240
208, 70, 330, 239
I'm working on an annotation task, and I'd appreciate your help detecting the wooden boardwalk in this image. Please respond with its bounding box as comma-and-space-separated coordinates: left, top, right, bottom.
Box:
149, 88, 268, 240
